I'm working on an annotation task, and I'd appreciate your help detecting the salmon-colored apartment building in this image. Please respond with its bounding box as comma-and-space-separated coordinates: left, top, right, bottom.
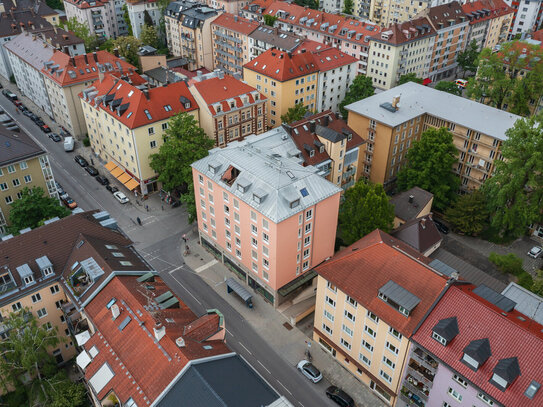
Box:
191, 127, 342, 306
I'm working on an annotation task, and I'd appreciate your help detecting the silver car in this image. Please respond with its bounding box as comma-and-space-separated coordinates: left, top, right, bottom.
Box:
297, 360, 322, 383
528, 246, 542, 259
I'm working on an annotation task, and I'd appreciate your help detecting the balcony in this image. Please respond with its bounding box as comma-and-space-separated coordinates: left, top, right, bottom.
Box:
407, 360, 435, 387
412, 347, 438, 372
0, 279, 17, 297
403, 375, 429, 399
62, 301, 89, 337
399, 388, 425, 407
342, 167, 356, 179
214, 30, 242, 44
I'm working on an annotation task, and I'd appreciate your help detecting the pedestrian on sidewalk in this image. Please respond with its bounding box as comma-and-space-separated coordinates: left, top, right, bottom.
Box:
145, 204, 149, 212
136, 217, 142, 226
91, 158, 94, 165
182, 234, 187, 243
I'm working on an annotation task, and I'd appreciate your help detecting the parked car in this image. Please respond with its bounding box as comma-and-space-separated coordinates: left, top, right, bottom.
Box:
325, 386, 354, 407
60, 193, 77, 209
35, 119, 45, 127
85, 166, 98, 176
297, 360, 322, 383
113, 191, 129, 204
106, 185, 119, 194
49, 133, 61, 142
23, 110, 33, 118
455, 79, 468, 89
55, 182, 64, 195
2, 89, 17, 101
40, 124, 51, 133
13, 100, 22, 108
528, 246, 542, 259
74, 155, 88, 167
433, 219, 449, 234
60, 129, 71, 138
28, 113, 38, 122
95, 175, 109, 185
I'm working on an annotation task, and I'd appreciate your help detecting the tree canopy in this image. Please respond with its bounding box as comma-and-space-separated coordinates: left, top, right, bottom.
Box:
435, 81, 462, 96
150, 113, 214, 222
8, 187, 70, 233
294, 0, 319, 10
143, 10, 154, 27
456, 39, 479, 77
338, 181, 394, 245
140, 24, 161, 50
397, 127, 459, 210
281, 103, 308, 124
482, 115, 543, 239
112, 36, 141, 67
263, 14, 278, 26
398, 73, 423, 85
60, 17, 99, 52
339, 75, 374, 119
122, 4, 134, 36
444, 190, 488, 236
46, 0, 64, 10
342, 0, 354, 14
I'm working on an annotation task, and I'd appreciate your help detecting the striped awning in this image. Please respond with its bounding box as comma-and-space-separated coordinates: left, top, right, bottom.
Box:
124, 178, 139, 191
111, 167, 124, 178
117, 173, 131, 184
104, 161, 118, 171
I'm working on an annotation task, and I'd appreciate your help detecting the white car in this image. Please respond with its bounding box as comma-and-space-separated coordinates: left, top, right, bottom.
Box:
297, 360, 322, 383
528, 246, 542, 259
113, 191, 129, 204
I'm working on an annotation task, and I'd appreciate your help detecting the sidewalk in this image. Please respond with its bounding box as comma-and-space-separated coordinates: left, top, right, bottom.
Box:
181, 232, 386, 407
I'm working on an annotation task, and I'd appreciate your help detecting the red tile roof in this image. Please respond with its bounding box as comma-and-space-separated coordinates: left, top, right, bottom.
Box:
372, 17, 436, 45
82, 275, 229, 406
81, 73, 198, 129
309, 47, 357, 71
191, 74, 266, 115
41, 50, 136, 87
212, 12, 259, 35
426, 1, 468, 28
461, 0, 514, 25
316, 230, 448, 336
412, 284, 543, 406
64, 0, 110, 9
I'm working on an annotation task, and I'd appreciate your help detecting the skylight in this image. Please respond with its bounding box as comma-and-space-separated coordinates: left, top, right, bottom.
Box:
300, 188, 309, 197
164, 105, 172, 112
127, 90, 134, 97
126, 112, 133, 119
144, 110, 152, 120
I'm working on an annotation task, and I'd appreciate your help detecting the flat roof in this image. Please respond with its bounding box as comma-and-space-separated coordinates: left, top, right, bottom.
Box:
346, 82, 521, 140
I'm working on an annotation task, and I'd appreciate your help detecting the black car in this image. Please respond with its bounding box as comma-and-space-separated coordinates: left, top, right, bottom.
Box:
31, 115, 41, 123
23, 110, 33, 118
49, 133, 61, 142
85, 166, 99, 176
106, 185, 119, 194
433, 219, 449, 234
95, 175, 109, 185
74, 155, 88, 167
325, 386, 354, 407
35, 119, 45, 127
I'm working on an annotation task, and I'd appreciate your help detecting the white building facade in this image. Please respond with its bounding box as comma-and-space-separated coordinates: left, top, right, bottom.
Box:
127, 0, 162, 39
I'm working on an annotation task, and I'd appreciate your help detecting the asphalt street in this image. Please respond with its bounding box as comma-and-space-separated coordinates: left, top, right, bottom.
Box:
1, 94, 340, 407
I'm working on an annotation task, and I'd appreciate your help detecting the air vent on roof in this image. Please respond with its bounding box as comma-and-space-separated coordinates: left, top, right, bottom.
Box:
175, 337, 186, 347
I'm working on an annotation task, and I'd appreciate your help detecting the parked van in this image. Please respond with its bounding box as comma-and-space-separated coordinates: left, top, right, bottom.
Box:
64, 137, 74, 152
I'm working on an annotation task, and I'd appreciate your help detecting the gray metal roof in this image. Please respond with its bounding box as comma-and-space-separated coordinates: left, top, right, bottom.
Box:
192, 128, 341, 224
463, 338, 492, 365
379, 280, 421, 312
4, 33, 55, 71
473, 284, 516, 312
35, 255, 52, 270
432, 316, 459, 342
346, 82, 521, 141
226, 277, 252, 302
501, 282, 543, 325
16, 263, 33, 279
157, 354, 280, 407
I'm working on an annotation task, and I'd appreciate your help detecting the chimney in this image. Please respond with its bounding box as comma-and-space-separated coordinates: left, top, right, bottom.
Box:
321, 115, 329, 127
421, 218, 426, 229
92, 51, 98, 63
113, 47, 119, 58
153, 321, 166, 341
392, 95, 401, 110
70, 56, 75, 67
143, 85, 150, 100
408, 194, 414, 203
111, 303, 120, 320
309, 120, 316, 133
98, 69, 104, 83
84, 54, 88, 65
234, 15, 238, 22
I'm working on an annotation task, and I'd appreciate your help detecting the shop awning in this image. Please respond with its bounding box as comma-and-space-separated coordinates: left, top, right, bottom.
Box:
117, 172, 131, 184
104, 161, 118, 171
278, 269, 317, 297
124, 178, 140, 191
111, 167, 124, 178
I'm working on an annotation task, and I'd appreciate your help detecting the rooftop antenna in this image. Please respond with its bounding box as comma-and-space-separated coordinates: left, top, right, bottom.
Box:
137, 285, 162, 322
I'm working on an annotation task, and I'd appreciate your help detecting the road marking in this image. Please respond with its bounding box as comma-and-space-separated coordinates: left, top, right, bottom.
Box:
257, 360, 271, 374
277, 380, 292, 395
194, 259, 218, 273
298, 402, 305, 407
238, 342, 252, 355
168, 265, 184, 275
225, 328, 234, 337
167, 272, 202, 305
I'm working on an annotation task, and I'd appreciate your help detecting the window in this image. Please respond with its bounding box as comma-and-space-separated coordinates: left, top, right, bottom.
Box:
305, 223, 312, 234
325, 295, 336, 307
162, 123, 168, 131
389, 327, 402, 340
31, 293, 42, 303
323, 323, 333, 335
236, 249, 242, 259
344, 310, 355, 322
362, 339, 374, 352
0, 182, 7, 191
380, 370, 392, 383
303, 260, 309, 270
55, 300, 63, 309
346, 296, 357, 307
50, 285, 60, 294
305, 209, 313, 220
340, 338, 351, 350
367, 311, 379, 323
364, 325, 376, 338
19, 161, 28, 170
383, 356, 395, 369
453, 374, 468, 388
342, 324, 354, 337
262, 218, 269, 230
491, 373, 508, 389
477, 393, 494, 406
447, 388, 462, 402
5, 196, 12, 204
386, 341, 399, 355
12, 302, 21, 312
148, 127, 155, 135
37, 308, 48, 318
12, 178, 20, 187
327, 281, 337, 293
251, 237, 258, 248
324, 309, 334, 322
303, 248, 310, 259
24, 175, 32, 183
251, 211, 257, 221
7, 165, 15, 173
150, 140, 157, 148
251, 224, 258, 235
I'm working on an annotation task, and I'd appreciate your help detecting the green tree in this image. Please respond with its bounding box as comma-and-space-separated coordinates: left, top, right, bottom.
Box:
263, 14, 278, 26
342, 0, 354, 14
532, 270, 543, 296
398, 73, 423, 85
281, 103, 308, 124
482, 115, 543, 239
113, 36, 141, 67
99, 38, 115, 52
141, 24, 161, 49
46, 0, 64, 10
294, 0, 319, 9
0, 309, 61, 396
444, 190, 488, 236
48, 372, 87, 407
397, 127, 460, 210
456, 39, 479, 77
61, 17, 99, 52
435, 81, 462, 96
122, 4, 134, 36
8, 187, 70, 233
489, 252, 524, 275
143, 10, 154, 27
338, 180, 394, 245
150, 113, 214, 222
339, 75, 374, 119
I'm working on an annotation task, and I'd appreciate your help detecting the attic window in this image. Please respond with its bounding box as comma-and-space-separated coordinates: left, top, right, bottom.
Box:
185, 102, 191, 109
127, 112, 133, 119
319, 146, 324, 153
164, 105, 172, 112
432, 331, 447, 345
300, 188, 309, 197
128, 90, 134, 97
309, 150, 314, 157
490, 357, 520, 391
76, 240, 85, 248
378, 281, 420, 317
431, 317, 459, 346
144, 110, 152, 120
112, 252, 125, 258
23, 275, 34, 285
525, 381, 541, 399
120, 261, 133, 266
347, 134, 352, 141
42, 267, 53, 277
290, 198, 300, 208
105, 245, 118, 249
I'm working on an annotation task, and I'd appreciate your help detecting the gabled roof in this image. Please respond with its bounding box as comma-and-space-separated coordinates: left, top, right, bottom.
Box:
461, 0, 514, 25
390, 186, 434, 222
244, 48, 319, 81
64, 0, 109, 9
532, 29, 543, 43
316, 229, 449, 336
211, 12, 259, 35
307, 46, 357, 71
412, 284, 543, 406
391, 216, 442, 254
248, 25, 303, 52
372, 17, 436, 46
0, 126, 45, 166
425, 1, 468, 29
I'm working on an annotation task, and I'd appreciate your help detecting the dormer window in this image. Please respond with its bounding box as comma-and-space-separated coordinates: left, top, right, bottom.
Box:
461, 338, 491, 372
319, 146, 324, 153
490, 357, 520, 391
185, 102, 191, 109
42, 267, 53, 277
24, 275, 34, 285
431, 317, 459, 346
432, 332, 447, 345
378, 280, 420, 317
309, 150, 314, 157
290, 198, 300, 208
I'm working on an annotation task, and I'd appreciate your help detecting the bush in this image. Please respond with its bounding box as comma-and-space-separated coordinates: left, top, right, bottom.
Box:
83, 137, 90, 147
488, 252, 524, 276
3, 385, 28, 407
517, 272, 534, 290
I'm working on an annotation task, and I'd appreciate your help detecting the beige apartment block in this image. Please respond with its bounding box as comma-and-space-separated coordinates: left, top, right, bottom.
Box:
370, 0, 431, 26
345, 82, 521, 191
462, 0, 514, 51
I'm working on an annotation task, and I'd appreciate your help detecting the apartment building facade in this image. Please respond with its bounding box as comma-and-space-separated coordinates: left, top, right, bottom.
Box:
345, 82, 521, 191
370, 0, 430, 26
63, 0, 127, 39
283, 111, 365, 191
314, 229, 449, 405
399, 283, 543, 407
189, 71, 267, 146
126, 0, 162, 39
462, 0, 514, 51
4, 33, 56, 118
211, 13, 259, 75
367, 18, 436, 90
0, 128, 57, 234
165, 1, 221, 71
41, 50, 136, 138
191, 129, 341, 306
504, 0, 543, 37
80, 73, 198, 195
249, 25, 304, 58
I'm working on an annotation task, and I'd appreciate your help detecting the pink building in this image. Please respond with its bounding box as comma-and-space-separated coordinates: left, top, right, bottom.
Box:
191, 127, 342, 306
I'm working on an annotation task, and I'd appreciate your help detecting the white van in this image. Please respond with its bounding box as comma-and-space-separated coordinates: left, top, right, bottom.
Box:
64, 137, 74, 152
